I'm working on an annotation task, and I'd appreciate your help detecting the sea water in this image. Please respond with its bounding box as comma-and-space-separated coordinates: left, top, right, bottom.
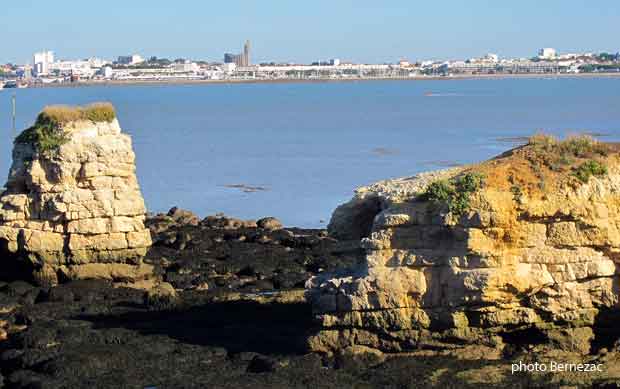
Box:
1, 77, 619, 227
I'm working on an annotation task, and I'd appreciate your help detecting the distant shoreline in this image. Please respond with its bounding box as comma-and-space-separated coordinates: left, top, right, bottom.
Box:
22, 72, 620, 88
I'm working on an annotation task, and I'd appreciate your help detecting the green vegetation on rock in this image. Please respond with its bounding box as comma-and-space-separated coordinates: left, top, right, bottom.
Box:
14, 113, 71, 156
526, 133, 610, 187
421, 172, 485, 216
527, 134, 608, 171
14, 103, 116, 155
572, 160, 608, 183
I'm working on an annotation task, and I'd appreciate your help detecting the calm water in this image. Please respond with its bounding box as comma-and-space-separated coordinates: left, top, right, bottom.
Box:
1, 78, 619, 227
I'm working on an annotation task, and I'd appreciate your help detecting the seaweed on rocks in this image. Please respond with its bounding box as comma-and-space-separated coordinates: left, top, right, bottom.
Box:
145, 210, 364, 294
0, 211, 370, 388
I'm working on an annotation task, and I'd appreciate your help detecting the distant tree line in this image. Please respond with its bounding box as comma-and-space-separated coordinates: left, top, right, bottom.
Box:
110, 57, 214, 69
149, 56, 172, 66
580, 63, 620, 73
596, 52, 620, 62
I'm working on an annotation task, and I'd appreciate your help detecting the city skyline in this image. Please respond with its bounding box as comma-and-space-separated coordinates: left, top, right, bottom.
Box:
5, 44, 620, 70
1, 1, 620, 64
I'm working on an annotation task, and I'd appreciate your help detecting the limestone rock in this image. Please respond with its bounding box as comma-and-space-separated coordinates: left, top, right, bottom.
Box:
144, 282, 178, 309
257, 217, 283, 230
336, 345, 386, 369
546, 327, 594, 354
167, 206, 199, 226
307, 143, 620, 355
0, 106, 152, 285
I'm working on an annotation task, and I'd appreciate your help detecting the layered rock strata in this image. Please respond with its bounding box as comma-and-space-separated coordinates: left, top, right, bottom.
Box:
307, 143, 620, 355
0, 107, 152, 285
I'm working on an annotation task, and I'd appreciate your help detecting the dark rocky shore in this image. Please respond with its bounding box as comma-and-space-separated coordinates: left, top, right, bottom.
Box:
145, 208, 362, 295
0, 210, 370, 388
0, 209, 618, 388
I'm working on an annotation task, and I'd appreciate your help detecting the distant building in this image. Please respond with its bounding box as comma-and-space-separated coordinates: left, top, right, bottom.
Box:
330, 58, 341, 66
87, 57, 108, 68
243, 40, 251, 66
33, 51, 54, 76
446, 59, 561, 75
49, 60, 94, 77
222, 63, 237, 73
22, 65, 32, 80
173, 60, 198, 72
485, 53, 499, 63
117, 54, 144, 65
506, 60, 561, 73
102, 66, 113, 79
224, 40, 251, 67
538, 48, 557, 59
224, 53, 241, 64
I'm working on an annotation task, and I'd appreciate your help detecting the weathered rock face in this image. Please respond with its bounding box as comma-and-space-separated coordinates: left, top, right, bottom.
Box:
0, 114, 152, 285
307, 144, 620, 356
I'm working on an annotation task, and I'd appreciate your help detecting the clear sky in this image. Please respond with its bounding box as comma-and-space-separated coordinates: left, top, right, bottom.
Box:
2, 0, 619, 64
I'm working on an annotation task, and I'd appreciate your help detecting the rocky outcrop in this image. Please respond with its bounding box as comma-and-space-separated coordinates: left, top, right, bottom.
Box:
307, 139, 620, 356
0, 104, 152, 286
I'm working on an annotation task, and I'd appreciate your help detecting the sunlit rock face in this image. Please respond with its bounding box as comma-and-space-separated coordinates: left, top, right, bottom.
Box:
307, 147, 620, 356
0, 115, 152, 286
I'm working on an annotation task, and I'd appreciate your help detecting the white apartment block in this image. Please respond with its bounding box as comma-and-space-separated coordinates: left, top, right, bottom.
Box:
33, 51, 54, 76
49, 60, 94, 77
173, 61, 199, 73
538, 48, 557, 59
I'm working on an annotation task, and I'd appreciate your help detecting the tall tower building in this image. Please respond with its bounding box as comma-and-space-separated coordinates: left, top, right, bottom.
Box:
243, 40, 251, 66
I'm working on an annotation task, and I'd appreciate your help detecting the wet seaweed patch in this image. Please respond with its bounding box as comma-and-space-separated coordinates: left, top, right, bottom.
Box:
581, 131, 612, 138
224, 184, 270, 193
423, 92, 465, 97
494, 136, 530, 145
371, 147, 400, 156
421, 160, 463, 168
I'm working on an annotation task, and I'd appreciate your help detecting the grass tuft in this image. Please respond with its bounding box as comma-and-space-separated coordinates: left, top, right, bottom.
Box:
82, 103, 116, 123
560, 135, 608, 157
14, 102, 116, 155
526, 133, 609, 176
528, 134, 607, 161
528, 133, 558, 152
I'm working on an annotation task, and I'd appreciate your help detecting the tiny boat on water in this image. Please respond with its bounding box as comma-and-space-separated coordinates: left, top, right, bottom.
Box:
3, 80, 18, 89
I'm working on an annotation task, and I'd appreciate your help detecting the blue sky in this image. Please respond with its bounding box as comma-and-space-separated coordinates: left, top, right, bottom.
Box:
2, 0, 619, 64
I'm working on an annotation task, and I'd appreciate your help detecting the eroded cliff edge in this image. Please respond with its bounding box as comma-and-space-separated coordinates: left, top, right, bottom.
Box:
307, 135, 620, 356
